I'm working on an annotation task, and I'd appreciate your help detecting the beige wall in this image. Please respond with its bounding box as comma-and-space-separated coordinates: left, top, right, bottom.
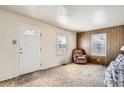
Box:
0, 9, 76, 81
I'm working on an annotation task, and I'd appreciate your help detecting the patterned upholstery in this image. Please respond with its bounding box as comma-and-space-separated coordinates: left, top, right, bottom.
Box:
72, 48, 87, 64
104, 54, 124, 87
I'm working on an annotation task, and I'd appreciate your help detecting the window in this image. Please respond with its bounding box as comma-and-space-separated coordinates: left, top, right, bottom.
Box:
91, 33, 106, 56
56, 34, 67, 55
25, 29, 36, 35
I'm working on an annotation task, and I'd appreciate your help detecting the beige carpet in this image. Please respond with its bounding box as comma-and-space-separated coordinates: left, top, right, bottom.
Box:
0, 63, 106, 87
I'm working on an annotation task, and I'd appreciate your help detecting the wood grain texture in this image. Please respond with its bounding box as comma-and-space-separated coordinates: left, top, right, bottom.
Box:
77, 25, 124, 65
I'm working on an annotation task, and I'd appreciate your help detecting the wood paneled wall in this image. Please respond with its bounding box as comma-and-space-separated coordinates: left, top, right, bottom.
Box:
77, 25, 124, 65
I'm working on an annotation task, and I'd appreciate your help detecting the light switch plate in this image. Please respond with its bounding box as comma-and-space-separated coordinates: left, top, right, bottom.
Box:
12, 40, 17, 45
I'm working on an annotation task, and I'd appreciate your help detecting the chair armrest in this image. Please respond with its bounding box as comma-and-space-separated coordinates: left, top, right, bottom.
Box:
78, 55, 87, 58
83, 55, 87, 57
77, 56, 87, 59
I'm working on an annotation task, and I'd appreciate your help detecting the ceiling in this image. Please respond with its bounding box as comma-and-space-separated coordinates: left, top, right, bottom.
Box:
0, 5, 124, 32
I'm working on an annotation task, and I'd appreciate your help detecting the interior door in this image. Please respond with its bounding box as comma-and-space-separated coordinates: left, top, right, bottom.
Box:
19, 24, 41, 75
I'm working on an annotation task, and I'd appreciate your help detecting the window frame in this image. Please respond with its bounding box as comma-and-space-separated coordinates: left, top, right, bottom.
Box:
91, 33, 107, 56
56, 33, 67, 55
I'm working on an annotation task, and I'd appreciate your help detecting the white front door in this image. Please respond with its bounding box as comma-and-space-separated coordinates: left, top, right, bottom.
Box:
18, 24, 41, 75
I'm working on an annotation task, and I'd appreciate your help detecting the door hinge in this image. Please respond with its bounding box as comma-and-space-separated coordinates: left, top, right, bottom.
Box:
40, 63, 42, 66
40, 33, 42, 36
40, 48, 42, 51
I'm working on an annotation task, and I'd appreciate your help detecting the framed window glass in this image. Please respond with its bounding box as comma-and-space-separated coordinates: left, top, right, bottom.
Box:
56, 33, 67, 55
91, 33, 106, 56
25, 29, 36, 35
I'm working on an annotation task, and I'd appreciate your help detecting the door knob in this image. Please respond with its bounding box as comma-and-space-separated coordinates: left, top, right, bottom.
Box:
20, 48, 22, 50
19, 52, 23, 54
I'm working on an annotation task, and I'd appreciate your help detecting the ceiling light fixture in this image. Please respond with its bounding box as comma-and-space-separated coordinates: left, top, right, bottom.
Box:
58, 6, 69, 24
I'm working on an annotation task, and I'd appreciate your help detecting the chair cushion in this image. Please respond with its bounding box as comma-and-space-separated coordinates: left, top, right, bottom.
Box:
77, 56, 86, 59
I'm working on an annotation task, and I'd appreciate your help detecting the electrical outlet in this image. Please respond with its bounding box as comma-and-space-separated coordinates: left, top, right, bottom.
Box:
96, 59, 100, 62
